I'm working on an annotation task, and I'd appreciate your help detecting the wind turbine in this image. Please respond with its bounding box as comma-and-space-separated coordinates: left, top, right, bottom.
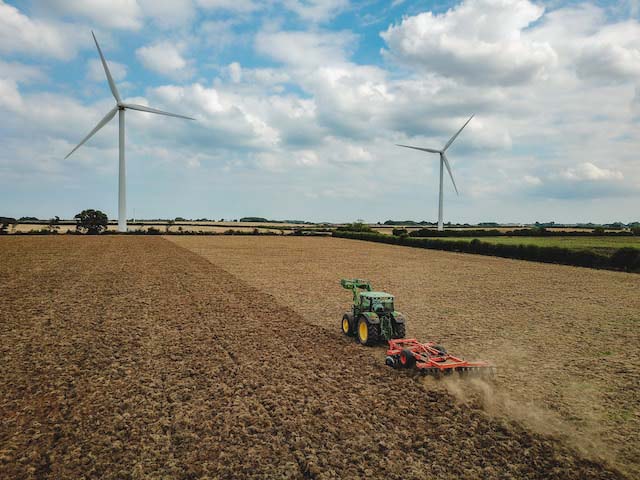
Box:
396, 115, 474, 231
66, 32, 194, 232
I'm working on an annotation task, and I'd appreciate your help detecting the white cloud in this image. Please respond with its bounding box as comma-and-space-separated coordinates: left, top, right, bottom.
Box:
560, 163, 624, 182
282, 0, 348, 22
46, 0, 143, 30
0, 78, 23, 111
227, 62, 242, 83
255, 29, 356, 67
327, 140, 373, 164
149, 83, 280, 149
573, 22, 640, 83
0, 60, 44, 83
196, 0, 258, 12
526, 4, 640, 84
576, 42, 640, 83
0, 1, 84, 60
198, 20, 241, 51
138, 0, 196, 28
294, 149, 319, 166
381, 0, 557, 85
45, 0, 233, 30
523, 175, 542, 186
154, 84, 223, 114
136, 41, 191, 78
300, 64, 393, 138
244, 68, 290, 86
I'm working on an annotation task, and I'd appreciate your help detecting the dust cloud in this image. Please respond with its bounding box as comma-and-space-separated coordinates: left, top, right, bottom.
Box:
422, 374, 621, 474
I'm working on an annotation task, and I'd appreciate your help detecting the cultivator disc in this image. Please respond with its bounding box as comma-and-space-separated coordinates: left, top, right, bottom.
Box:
385, 339, 494, 377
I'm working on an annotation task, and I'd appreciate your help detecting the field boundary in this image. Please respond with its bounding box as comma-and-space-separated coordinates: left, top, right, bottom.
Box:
333, 231, 640, 273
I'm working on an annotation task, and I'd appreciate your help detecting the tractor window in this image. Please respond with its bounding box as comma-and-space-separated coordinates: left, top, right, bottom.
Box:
361, 296, 371, 310
372, 298, 394, 313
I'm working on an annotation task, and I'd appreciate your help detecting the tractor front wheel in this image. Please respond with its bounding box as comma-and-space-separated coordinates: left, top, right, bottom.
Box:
341, 314, 354, 337
357, 317, 379, 346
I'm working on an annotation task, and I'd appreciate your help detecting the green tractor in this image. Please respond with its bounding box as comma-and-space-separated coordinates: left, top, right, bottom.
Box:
340, 279, 406, 346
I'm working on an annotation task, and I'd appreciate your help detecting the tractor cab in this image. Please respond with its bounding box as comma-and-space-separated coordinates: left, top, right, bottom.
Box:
359, 292, 394, 315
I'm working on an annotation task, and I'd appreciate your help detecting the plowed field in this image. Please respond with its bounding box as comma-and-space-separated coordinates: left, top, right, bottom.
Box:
168, 236, 640, 477
0, 236, 633, 479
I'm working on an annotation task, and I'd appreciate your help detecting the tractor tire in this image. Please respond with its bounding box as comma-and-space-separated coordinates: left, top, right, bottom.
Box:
393, 322, 406, 339
357, 316, 379, 346
341, 314, 354, 337
399, 348, 416, 368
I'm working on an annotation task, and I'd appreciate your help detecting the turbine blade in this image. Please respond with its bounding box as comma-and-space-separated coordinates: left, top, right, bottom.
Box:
395, 144, 441, 154
443, 114, 474, 152
92, 31, 121, 104
122, 103, 195, 121
65, 107, 118, 159
441, 152, 459, 195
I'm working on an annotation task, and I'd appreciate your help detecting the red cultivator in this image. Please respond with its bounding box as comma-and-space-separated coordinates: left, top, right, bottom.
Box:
385, 339, 494, 376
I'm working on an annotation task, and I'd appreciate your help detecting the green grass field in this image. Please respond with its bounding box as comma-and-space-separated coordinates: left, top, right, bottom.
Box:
433, 236, 640, 254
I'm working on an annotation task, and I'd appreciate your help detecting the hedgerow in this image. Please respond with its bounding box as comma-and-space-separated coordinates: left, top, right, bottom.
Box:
333, 231, 639, 273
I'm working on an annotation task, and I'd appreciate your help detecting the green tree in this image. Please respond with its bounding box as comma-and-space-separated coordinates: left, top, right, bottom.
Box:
74, 209, 108, 235
0, 217, 16, 235
337, 222, 372, 233
48, 216, 60, 233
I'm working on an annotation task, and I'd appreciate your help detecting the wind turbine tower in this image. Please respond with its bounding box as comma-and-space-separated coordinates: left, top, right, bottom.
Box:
397, 115, 474, 231
66, 32, 194, 232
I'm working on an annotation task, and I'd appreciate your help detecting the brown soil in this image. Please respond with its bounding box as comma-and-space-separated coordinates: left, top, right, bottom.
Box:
168, 236, 640, 477
0, 236, 629, 479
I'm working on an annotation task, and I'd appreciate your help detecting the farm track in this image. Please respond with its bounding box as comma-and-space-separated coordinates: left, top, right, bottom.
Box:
0, 237, 627, 479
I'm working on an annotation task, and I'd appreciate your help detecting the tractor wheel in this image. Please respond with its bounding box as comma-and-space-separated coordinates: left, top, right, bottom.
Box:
433, 345, 447, 355
357, 316, 379, 346
341, 314, 354, 337
385, 356, 399, 368
393, 322, 406, 339
399, 348, 416, 368
433, 345, 447, 362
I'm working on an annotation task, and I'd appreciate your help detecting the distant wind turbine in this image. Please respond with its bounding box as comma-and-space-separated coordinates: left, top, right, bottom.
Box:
396, 115, 474, 231
66, 32, 195, 232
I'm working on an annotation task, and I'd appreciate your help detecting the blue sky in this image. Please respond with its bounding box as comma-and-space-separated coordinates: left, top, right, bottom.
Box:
0, 0, 638, 223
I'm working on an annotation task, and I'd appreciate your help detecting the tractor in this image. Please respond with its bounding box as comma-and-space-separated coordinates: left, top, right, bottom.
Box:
340, 279, 406, 346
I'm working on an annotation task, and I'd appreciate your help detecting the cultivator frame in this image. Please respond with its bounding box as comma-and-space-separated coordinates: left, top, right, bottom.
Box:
385, 339, 494, 376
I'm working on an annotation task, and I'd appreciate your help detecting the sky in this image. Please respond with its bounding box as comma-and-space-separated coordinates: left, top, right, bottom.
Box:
0, 0, 639, 224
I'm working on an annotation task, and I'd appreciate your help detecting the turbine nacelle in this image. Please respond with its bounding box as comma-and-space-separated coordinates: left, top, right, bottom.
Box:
396, 115, 474, 230
396, 114, 473, 196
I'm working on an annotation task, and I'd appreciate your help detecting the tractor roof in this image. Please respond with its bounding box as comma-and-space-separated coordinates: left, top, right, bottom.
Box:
362, 292, 394, 298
